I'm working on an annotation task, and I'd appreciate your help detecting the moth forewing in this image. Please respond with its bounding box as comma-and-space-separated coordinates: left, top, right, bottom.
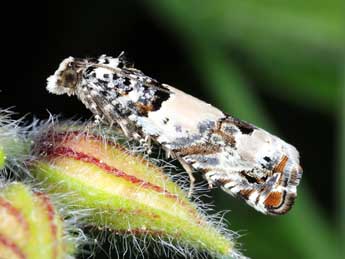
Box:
47, 52, 303, 215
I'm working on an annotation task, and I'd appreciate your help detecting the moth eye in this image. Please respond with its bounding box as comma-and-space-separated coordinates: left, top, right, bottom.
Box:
62, 68, 78, 89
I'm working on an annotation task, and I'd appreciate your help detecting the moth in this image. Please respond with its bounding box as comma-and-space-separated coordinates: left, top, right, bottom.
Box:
47, 52, 302, 215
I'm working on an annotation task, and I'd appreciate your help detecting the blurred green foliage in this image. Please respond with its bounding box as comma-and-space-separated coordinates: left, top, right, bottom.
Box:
146, 1, 344, 258
340, 66, 345, 259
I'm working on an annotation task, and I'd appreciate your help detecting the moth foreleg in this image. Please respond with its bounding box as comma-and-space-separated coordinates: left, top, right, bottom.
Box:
177, 157, 195, 197
204, 170, 220, 189
86, 115, 105, 132
164, 148, 171, 159
94, 115, 103, 125
113, 119, 133, 139
139, 135, 152, 155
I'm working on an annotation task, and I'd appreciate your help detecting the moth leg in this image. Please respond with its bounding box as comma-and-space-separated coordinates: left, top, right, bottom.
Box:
139, 135, 152, 154
115, 119, 152, 154
177, 157, 195, 197
85, 115, 105, 132
204, 171, 217, 189
164, 147, 171, 159
94, 115, 103, 125
114, 118, 152, 154
113, 119, 133, 139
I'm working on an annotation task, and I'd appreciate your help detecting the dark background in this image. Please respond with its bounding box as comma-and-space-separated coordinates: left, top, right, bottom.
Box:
2, 1, 343, 258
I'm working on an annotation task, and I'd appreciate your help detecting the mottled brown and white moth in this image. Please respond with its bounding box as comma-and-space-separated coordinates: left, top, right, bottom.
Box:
47, 52, 303, 215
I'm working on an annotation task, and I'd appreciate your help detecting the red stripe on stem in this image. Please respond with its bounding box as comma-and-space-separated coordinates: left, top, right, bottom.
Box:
0, 197, 29, 233
0, 234, 26, 259
34, 192, 58, 259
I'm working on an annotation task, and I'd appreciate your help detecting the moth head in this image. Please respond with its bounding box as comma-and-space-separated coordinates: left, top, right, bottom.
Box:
47, 57, 83, 96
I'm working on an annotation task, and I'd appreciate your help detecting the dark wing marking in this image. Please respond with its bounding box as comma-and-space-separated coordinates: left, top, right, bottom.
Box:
93, 64, 171, 94
223, 115, 256, 135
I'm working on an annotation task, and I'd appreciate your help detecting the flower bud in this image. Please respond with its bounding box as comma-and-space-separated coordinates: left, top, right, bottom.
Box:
30, 123, 240, 258
0, 182, 74, 259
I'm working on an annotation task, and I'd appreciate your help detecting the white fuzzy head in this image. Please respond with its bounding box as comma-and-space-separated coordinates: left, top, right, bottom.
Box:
47, 57, 78, 96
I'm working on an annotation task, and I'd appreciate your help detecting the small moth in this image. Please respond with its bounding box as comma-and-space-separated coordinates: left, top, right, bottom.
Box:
47, 52, 302, 215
